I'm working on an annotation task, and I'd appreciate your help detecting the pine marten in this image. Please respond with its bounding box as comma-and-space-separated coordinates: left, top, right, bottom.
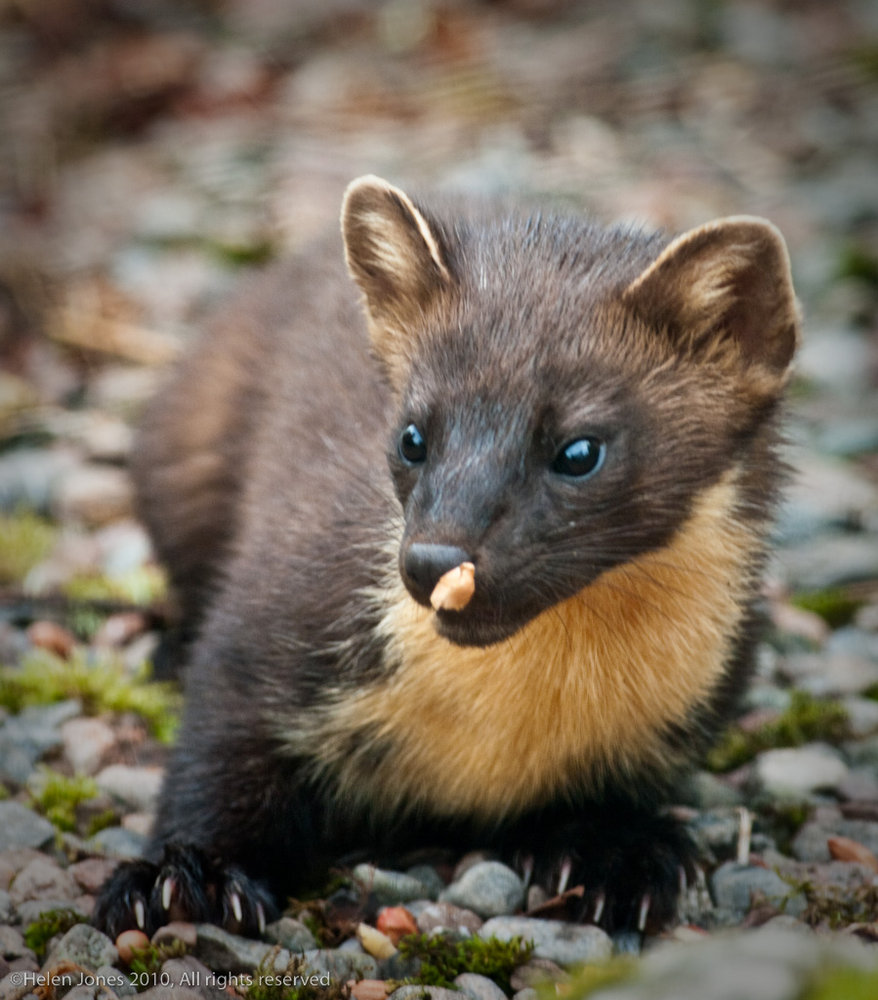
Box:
95, 176, 800, 938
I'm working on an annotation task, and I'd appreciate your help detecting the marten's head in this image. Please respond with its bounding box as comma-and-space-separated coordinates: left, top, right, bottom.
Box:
341, 176, 799, 648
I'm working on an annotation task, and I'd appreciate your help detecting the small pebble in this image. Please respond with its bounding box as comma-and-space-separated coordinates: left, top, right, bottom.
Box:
152, 921, 198, 949
453, 972, 509, 1000
25, 620, 76, 659
264, 916, 317, 952
439, 862, 524, 918
0, 803, 56, 852
357, 923, 397, 960
416, 901, 483, 936
61, 716, 118, 775
353, 864, 432, 905
478, 917, 612, 966
95, 764, 164, 812
349, 979, 390, 1000
376, 906, 418, 944
44, 922, 118, 972
116, 928, 151, 963
710, 862, 806, 917
754, 743, 850, 798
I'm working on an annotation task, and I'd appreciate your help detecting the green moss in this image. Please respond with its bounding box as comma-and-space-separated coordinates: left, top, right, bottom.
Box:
128, 937, 189, 977
804, 965, 878, 1000
0, 510, 56, 584
23, 908, 88, 959
28, 767, 98, 833
707, 692, 850, 773
0, 648, 180, 743
790, 588, 865, 629
87, 807, 120, 837
541, 957, 637, 1000
63, 565, 168, 606
246, 951, 351, 1000
396, 933, 534, 993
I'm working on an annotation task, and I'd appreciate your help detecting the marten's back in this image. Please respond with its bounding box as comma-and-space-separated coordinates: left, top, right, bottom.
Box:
132, 233, 390, 635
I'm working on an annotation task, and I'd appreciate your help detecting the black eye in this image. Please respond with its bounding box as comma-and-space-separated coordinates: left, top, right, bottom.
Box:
399, 423, 427, 464
552, 437, 605, 478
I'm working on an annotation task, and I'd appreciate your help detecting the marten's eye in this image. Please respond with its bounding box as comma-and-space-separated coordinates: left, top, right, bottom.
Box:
399, 423, 427, 464
552, 437, 605, 478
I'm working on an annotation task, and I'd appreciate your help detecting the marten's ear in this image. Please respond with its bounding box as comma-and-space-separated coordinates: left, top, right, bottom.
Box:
623, 217, 799, 389
342, 176, 452, 377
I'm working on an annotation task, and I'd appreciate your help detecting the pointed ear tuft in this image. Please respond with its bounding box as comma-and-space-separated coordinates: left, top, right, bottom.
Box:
341, 176, 452, 347
623, 217, 800, 383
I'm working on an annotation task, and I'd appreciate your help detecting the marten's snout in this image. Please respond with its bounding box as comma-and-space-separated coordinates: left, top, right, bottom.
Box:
402, 542, 472, 606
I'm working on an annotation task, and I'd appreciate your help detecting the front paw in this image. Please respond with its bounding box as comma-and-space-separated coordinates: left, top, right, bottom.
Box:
519, 811, 698, 934
93, 844, 276, 938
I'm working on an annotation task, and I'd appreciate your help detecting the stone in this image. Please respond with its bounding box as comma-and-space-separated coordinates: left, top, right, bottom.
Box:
509, 958, 568, 991
85, 826, 148, 860
405, 864, 445, 899
62, 717, 117, 776
841, 696, 878, 738
26, 620, 76, 659
9, 858, 78, 905
0, 447, 79, 515
263, 917, 317, 952
775, 451, 878, 542
193, 924, 277, 973
0, 803, 55, 852
353, 864, 432, 906
52, 464, 135, 527
793, 817, 878, 862
389, 988, 462, 1000
96, 966, 137, 997
0, 735, 43, 785
777, 534, 878, 592
478, 917, 612, 966
151, 922, 198, 949
301, 948, 378, 981
161, 955, 221, 997
0, 927, 32, 962
686, 771, 744, 810
43, 923, 118, 973
590, 924, 878, 1000
95, 765, 163, 812
16, 897, 91, 929
357, 923, 396, 960
137, 988, 203, 1000
439, 862, 524, 918
754, 744, 849, 798
709, 862, 805, 917
453, 977, 509, 1000
415, 901, 483, 936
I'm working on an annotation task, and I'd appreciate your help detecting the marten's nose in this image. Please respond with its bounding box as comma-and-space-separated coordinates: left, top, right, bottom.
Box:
402, 543, 472, 606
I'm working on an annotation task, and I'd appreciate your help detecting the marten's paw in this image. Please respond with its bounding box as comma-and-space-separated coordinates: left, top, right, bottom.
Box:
94, 844, 276, 939
517, 810, 698, 935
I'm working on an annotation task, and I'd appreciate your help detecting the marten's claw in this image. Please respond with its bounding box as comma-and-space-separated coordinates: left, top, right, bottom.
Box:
94, 844, 276, 939
556, 855, 573, 895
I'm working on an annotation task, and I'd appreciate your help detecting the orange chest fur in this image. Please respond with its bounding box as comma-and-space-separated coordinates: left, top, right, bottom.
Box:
307, 469, 759, 821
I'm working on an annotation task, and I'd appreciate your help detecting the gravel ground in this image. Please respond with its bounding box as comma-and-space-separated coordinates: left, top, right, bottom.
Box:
1, 2, 877, 998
